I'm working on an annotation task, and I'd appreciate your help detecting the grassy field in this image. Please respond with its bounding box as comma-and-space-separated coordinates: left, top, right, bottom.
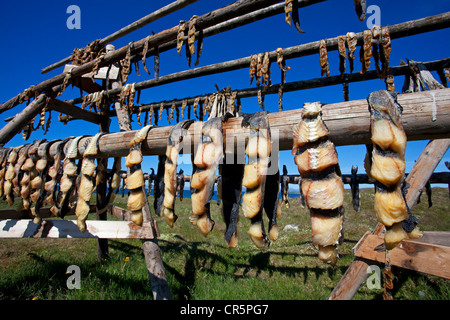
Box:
0, 188, 449, 300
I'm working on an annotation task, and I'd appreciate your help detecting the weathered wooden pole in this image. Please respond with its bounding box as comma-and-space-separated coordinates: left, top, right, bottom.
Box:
0, 85, 60, 147
34, 88, 450, 159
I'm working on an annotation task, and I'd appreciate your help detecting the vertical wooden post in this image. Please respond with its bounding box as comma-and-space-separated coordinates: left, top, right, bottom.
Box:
328, 138, 450, 300
106, 45, 171, 300
96, 114, 111, 261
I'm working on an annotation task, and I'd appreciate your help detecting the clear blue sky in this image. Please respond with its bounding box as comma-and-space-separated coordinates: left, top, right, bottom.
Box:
1, 0, 449, 188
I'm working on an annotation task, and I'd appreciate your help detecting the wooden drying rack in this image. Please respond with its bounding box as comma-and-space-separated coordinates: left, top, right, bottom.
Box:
1, 0, 449, 300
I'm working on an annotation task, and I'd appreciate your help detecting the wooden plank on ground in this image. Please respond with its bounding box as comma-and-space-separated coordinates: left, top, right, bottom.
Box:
0, 219, 154, 239
353, 232, 450, 279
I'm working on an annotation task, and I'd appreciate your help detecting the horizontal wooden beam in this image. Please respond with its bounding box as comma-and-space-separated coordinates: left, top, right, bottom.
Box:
0, 204, 96, 220
0, 219, 155, 239
133, 59, 448, 113
28, 88, 450, 159
353, 231, 450, 279
48, 98, 102, 124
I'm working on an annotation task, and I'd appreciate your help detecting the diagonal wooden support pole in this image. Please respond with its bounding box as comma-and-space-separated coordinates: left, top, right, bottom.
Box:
328, 138, 450, 300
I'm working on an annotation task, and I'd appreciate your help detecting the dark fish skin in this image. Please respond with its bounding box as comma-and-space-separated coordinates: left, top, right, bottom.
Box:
264, 164, 280, 237
354, 0, 367, 21
350, 165, 360, 212
281, 165, 290, 208
153, 155, 166, 216
291, 0, 305, 33
221, 160, 244, 247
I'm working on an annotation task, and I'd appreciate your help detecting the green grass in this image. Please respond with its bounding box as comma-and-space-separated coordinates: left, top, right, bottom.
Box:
0, 188, 449, 300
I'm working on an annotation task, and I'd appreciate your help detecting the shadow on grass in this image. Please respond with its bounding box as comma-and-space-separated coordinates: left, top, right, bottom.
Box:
158, 238, 349, 300
0, 248, 152, 300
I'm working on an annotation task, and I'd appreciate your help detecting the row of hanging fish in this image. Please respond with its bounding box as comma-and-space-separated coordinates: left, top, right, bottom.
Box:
322, 26, 392, 100
158, 111, 282, 249
177, 15, 204, 67
0, 135, 123, 232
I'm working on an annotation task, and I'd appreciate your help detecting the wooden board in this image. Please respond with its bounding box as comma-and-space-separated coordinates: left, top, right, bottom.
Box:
0, 219, 154, 239
353, 232, 450, 279
64, 64, 119, 80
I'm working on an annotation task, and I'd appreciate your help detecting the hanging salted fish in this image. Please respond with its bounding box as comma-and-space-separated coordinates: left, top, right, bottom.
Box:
195, 28, 203, 66
291, 0, 306, 33
159, 102, 164, 122
281, 165, 290, 208
277, 48, 290, 112
249, 54, 257, 85
241, 112, 272, 248
97, 157, 122, 215
354, 0, 367, 21
23, 140, 46, 222
176, 169, 185, 201
154, 45, 160, 79
120, 42, 133, 84
193, 97, 200, 120
261, 52, 271, 87
338, 35, 347, 75
148, 106, 154, 125
360, 30, 372, 74
31, 140, 59, 220
263, 161, 281, 242
162, 120, 194, 227
190, 117, 223, 236
319, 40, 330, 77
188, 15, 198, 55
284, 0, 293, 27
371, 25, 382, 76
292, 102, 345, 266
142, 35, 151, 75
75, 133, 104, 232
346, 32, 357, 73
55, 136, 84, 217
11, 145, 30, 197
350, 166, 360, 212
181, 99, 187, 119
125, 125, 153, 226
0, 149, 9, 197
257, 88, 264, 111
365, 90, 422, 250
379, 27, 392, 77
153, 155, 166, 217
44, 138, 71, 209
185, 32, 192, 67
177, 20, 186, 55
3, 147, 19, 206
256, 53, 264, 86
